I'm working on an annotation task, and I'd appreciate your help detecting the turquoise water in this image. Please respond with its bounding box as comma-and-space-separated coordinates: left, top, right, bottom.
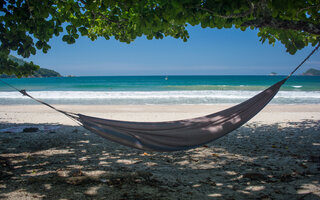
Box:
1, 75, 320, 91
0, 76, 319, 104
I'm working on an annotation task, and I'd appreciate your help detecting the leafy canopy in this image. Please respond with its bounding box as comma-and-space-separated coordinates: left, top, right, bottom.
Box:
1, 0, 319, 76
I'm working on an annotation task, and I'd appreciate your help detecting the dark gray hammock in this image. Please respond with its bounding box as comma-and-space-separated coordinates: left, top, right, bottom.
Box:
1, 44, 319, 152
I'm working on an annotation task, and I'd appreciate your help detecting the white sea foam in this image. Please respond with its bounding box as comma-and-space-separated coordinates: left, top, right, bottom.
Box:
1, 90, 320, 104
292, 85, 303, 88
0, 90, 259, 99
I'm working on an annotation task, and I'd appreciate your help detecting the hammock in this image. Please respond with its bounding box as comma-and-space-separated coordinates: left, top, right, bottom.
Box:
1, 44, 319, 152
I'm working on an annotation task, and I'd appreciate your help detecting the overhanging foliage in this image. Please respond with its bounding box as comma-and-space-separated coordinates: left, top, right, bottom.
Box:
1, 0, 319, 76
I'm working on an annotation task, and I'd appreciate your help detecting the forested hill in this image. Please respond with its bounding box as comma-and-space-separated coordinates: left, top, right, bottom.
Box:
0, 56, 61, 78
303, 68, 320, 76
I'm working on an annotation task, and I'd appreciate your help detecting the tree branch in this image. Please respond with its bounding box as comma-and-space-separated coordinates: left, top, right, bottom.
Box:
242, 18, 320, 35
92, 11, 126, 29
196, 0, 255, 19
198, 7, 253, 19
25, 0, 34, 19
296, 4, 320, 18
79, 0, 87, 5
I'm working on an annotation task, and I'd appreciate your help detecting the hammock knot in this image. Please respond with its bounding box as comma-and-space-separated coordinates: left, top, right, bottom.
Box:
19, 90, 27, 96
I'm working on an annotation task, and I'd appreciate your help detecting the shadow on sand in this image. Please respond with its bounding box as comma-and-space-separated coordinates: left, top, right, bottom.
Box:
0, 120, 319, 199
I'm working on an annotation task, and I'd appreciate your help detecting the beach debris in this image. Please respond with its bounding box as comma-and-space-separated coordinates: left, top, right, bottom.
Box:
64, 171, 156, 186
70, 169, 84, 177
100, 178, 107, 183
279, 173, 294, 182
66, 176, 90, 185
243, 172, 267, 181
259, 194, 272, 200
191, 158, 199, 162
0, 125, 61, 133
199, 177, 216, 186
23, 127, 39, 132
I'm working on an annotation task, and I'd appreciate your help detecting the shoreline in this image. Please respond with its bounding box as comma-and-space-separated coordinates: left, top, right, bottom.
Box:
1, 104, 320, 125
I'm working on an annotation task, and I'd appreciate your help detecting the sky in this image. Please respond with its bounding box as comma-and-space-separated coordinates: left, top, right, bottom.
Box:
17, 25, 320, 76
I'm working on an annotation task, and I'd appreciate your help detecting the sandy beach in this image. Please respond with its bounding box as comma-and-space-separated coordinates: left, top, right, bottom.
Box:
0, 104, 319, 199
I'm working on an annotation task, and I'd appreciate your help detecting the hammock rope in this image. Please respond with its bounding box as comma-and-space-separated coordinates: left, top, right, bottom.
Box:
286, 43, 320, 79
0, 80, 80, 125
1, 43, 319, 152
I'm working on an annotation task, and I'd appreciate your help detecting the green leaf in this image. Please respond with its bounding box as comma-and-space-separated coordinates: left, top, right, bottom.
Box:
36, 41, 43, 49
62, 35, 70, 42
240, 26, 246, 31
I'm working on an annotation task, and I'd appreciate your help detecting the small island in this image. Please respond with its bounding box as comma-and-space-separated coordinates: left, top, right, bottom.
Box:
269, 72, 277, 76
303, 68, 320, 76
0, 55, 61, 78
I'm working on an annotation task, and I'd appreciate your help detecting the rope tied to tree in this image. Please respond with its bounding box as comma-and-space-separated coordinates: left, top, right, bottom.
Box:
286, 42, 320, 80
0, 79, 81, 125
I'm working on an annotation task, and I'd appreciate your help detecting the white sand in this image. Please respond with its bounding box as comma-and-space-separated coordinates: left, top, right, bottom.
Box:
0, 104, 319, 199
1, 104, 320, 125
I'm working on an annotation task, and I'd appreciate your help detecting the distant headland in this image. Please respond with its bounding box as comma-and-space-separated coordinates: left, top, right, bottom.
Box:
269, 68, 320, 76
302, 68, 320, 76
0, 55, 61, 78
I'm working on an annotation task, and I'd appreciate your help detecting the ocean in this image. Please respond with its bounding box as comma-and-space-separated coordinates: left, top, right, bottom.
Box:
0, 76, 319, 105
